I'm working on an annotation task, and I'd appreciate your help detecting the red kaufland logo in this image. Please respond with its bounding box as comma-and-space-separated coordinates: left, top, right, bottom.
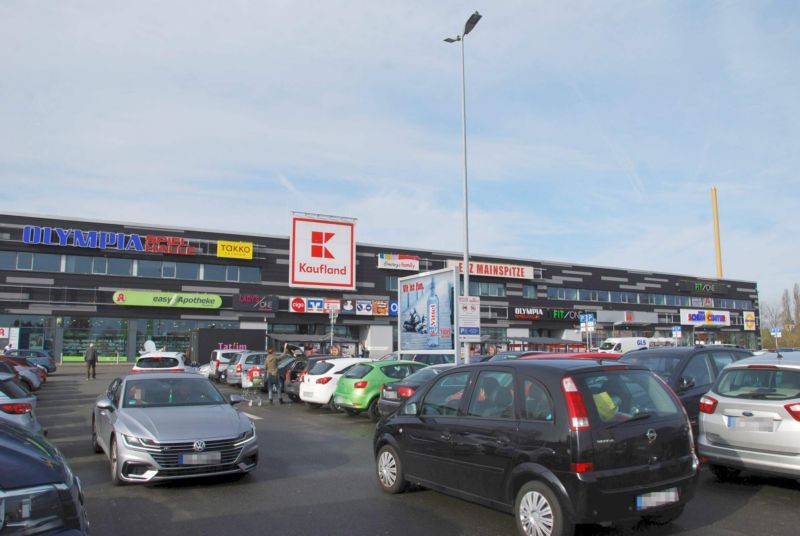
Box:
311, 231, 335, 259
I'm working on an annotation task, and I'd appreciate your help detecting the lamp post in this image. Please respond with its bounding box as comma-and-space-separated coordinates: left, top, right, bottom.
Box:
445, 11, 481, 365
328, 309, 339, 353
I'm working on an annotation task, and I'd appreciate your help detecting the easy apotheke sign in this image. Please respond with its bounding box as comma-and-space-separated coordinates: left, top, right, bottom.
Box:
447, 259, 534, 280
112, 290, 221, 309
23, 225, 198, 256
290, 214, 356, 290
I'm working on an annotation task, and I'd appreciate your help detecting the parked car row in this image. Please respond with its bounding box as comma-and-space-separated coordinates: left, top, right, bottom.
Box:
0, 350, 57, 436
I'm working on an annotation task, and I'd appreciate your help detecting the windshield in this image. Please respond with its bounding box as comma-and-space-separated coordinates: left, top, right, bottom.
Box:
136, 357, 180, 369
715, 368, 800, 400
123, 378, 225, 408
619, 353, 682, 382
599, 342, 617, 350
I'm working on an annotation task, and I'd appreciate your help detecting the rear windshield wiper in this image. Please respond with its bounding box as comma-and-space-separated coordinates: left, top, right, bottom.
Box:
605, 412, 652, 428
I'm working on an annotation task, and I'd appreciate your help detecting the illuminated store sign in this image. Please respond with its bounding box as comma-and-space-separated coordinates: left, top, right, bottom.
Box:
447, 259, 534, 280
217, 240, 253, 260
23, 225, 197, 256
680, 308, 731, 327
112, 290, 221, 309
232, 294, 278, 313
677, 280, 728, 295
514, 307, 545, 321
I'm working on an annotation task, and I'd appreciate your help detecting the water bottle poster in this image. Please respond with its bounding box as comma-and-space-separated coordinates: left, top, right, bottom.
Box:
398, 268, 456, 352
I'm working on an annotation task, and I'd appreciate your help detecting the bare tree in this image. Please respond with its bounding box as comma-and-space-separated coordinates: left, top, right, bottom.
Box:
781, 289, 793, 328
761, 303, 781, 328
793, 283, 800, 331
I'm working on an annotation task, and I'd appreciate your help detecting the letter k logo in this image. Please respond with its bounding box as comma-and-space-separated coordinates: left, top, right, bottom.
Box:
311, 231, 335, 259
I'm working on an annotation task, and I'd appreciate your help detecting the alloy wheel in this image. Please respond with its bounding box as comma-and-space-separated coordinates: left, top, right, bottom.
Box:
377, 450, 397, 488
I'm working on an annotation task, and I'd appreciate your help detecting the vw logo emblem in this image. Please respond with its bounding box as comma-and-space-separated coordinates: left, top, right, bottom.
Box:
193, 440, 206, 452
646, 429, 657, 443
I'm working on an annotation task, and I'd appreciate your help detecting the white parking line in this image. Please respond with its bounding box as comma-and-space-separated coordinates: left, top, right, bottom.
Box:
241, 412, 262, 421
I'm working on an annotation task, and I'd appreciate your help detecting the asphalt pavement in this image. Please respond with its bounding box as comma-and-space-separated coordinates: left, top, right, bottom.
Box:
35, 364, 800, 536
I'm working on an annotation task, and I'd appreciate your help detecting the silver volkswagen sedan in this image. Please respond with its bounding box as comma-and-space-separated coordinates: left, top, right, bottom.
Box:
92, 373, 258, 485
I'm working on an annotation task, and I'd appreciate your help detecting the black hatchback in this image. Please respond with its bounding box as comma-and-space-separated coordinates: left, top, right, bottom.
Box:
373, 359, 699, 536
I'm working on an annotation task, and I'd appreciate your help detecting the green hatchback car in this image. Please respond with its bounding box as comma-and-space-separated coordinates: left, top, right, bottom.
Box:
333, 360, 427, 421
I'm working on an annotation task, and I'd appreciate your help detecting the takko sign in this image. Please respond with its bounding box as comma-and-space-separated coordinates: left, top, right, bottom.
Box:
112, 290, 221, 309
447, 259, 534, 280
290, 213, 356, 290
680, 308, 731, 327
22, 225, 197, 256
217, 240, 253, 260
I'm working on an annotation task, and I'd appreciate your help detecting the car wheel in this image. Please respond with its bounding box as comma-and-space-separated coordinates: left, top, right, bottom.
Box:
514, 481, 572, 536
344, 408, 360, 417
376, 445, 406, 494
367, 398, 380, 422
709, 464, 741, 481
288, 394, 300, 402
91, 416, 102, 454
329, 397, 342, 412
642, 505, 685, 525
110, 437, 125, 486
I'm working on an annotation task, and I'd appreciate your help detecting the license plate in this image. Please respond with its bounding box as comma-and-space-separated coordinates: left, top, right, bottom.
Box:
303, 391, 315, 398
636, 488, 679, 511
179, 452, 221, 465
383, 391, 398, 400
725, 416, 773, 431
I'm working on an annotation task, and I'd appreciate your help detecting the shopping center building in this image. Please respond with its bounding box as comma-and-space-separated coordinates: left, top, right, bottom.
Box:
0, 213, 761, 361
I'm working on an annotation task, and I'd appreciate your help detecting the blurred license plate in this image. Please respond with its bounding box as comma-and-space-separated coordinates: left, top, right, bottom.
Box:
383, 391, 398, 400
303, 391, 314, 398
725, 416, 773, 431
636, 488, 679, 511
179, 452, 221, 465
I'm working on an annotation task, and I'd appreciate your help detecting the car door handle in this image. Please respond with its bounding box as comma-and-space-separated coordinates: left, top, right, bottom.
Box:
440, 433, 451, 441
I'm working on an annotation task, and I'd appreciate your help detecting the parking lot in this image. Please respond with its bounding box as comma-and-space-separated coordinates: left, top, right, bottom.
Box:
37, 365, 800, 536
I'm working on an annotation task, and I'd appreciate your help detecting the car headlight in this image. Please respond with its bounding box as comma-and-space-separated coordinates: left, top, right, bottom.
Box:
0, 485, 66, 535
234, 423, 256, 446
122, 435, 159, 451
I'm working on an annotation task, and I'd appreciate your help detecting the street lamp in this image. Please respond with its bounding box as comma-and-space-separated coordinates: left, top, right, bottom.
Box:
445, 11, 481, 365
328, 309, 339, 353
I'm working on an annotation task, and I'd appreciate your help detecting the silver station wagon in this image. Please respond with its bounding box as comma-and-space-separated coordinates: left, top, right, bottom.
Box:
698, 351, 800, 480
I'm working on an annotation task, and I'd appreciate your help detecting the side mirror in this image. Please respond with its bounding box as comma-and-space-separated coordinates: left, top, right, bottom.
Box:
400, 402, 418, 416
229, 394, 243, 406
96, 399, 114, 412
677, 377, 696, 392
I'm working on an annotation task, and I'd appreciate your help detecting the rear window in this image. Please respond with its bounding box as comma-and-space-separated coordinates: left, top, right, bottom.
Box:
714, 367, 800, 400
403, 367, 443, 384
344, 364, 374, 379
380, 364, 415, 379
309, 362, 335, 375
136, 357, 180, 369
619, 353, 682, 382
577, 370, 682, 426
245, 354, 265, 365
0, 378, 29, 399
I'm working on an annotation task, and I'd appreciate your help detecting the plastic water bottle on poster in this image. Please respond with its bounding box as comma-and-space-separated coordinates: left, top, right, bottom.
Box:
427, 279, 440, 347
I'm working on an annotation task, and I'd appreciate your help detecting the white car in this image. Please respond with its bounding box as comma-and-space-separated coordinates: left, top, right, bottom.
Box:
132, 352, 190, 374
300, 357, 369, 410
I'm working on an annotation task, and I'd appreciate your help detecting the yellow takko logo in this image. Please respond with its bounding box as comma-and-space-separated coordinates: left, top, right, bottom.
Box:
217, 240, 253, 260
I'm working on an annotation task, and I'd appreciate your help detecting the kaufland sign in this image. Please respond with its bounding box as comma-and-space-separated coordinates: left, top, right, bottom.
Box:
290, 213, 356, 290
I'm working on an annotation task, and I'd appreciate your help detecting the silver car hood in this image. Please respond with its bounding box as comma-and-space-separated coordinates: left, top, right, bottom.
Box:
119, 405, 246, 442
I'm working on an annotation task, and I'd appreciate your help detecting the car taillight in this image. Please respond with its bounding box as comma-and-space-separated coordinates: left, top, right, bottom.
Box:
236, 364, 242, 373
570, 462, 594, 473
784, 403, 800, 421
397, 386, 416, 398
1, 403, 32, 415
699, 395, 718, 414
316, 377, 332, 385
354, 381, 368, 389
561, 376, 590, 431
285, 369, 291, 382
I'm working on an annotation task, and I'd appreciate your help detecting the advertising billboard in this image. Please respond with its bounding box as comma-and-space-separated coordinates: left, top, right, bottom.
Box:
232, 294, 278, 313
398, 267, 457, 353
290, 213, 356, 290
680, 309, 731, 327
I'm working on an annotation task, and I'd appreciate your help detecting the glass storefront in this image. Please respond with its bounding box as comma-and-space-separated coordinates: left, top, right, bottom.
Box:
62, 317, 128, 359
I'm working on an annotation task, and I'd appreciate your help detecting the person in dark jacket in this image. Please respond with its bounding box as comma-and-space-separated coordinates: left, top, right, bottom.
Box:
84, 343, 98, 380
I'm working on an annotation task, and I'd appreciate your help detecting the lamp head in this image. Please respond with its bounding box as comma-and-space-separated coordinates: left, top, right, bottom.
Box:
464, 11, 482, 35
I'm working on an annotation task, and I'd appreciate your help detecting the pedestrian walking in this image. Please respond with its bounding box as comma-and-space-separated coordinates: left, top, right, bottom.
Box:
265, 348, 284, 404
85, 342, 98, 380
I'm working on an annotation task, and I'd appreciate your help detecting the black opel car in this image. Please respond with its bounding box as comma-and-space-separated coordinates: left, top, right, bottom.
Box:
373, 359, 699, 536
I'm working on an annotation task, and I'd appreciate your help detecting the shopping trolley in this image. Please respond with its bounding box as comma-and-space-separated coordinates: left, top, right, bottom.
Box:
241, 367, 264, 407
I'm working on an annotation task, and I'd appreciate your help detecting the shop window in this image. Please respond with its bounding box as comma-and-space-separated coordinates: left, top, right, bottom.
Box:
578, 289, 591, 301
564, 288, 577, 300
610, 291, 621, 303
469, 281, 506, 297
175, 262, 199, 280
65, 255, 92, 274
203, 264, 226, 281
108, 258, 132, 276
0, 251, 16, 270
16, 252, 33, 270
162, 262, 176, 279
386, 276, 398, 291
239, 266, 260, 282
33, 253, 61, 272
92, 257, 108, 275
136, 260, 161, 278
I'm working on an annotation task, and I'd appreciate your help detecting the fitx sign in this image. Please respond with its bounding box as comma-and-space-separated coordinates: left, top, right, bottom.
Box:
290, 213, 356, 290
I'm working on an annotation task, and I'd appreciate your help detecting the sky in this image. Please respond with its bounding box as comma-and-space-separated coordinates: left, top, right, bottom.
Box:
1, 1, 798, 307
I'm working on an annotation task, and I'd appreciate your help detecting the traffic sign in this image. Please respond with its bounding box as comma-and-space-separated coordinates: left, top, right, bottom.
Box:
770, 327, 782, 339
672, 326, 682, 338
